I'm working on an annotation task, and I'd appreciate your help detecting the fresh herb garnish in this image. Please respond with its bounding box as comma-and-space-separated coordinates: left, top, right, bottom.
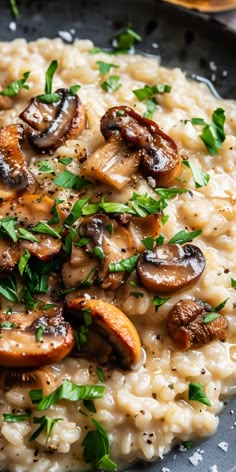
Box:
54, 170, 90, 190
168, 229, 202, 245
99, 201, 133, 215
130, 291, 144, 298
83, 399, 96, 413
30, 221, 61, 239
63, 227, 77, 255
0, 322, 16, 329
182, 440, 193, 449
64, 199, 88, 227
42, 303, 55, 310
3, 412, 31, 422
141, 235, 165, 250
58, 157, 73, 165
91, 246, 105, 260
133, 83, 171, 101
9, 0, 19, 18
30, 380, 105, 411
37, 160, 55, 174
21, 287, 39, 310
188, 382, 211, 406
182, 160, 210, 188
203, 313, 220, 324
112, 26, 141, 52
231, 278, 236, 288
29, 416, 63, 443
96, 61, 119, 75
152, 296, 170, 312
186, 108, 226, 155
37, 60, 60, 104
0, 71, 30, 97
214, 298, 229, 311
18, 249, 31, 276
0, 216, 18, 242
143, 97, 157, 119
18, 227, 40, 243
75, 237, 91, 248
101, 75, 121, 93
36, 325, 45, 342
109, 255, 139, 274
81, 414, 117, 471
130, 192, 166, 217
0, 277, 19, 302
96, 367, 105, 383
155, 187, 189, 199
69, 84, 81, 95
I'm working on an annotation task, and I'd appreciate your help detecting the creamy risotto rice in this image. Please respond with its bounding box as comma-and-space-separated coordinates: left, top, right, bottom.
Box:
0, 37, 236, 472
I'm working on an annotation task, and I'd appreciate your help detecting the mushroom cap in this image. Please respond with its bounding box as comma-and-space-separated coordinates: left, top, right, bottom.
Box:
66, 298, 142, 370
20, 88, 86, 153
0, 366, 56, 395
137, 243, 206, 293
0, 124, 35, 200
0, 302, 75, 368
167, 298, 228, 349
100, 106, 181, 187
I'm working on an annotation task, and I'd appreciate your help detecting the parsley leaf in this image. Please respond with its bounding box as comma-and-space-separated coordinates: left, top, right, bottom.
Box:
9, 0, 19, 18
203, 313, 220, 324
91, 246, 105, 260
18, 227, 39, 243
155, 187, 189, 199
37, 93, 61, 104
18, 249, 31, 276
69, 84, 81, 95
96, 61, 119, 75
0, 71, 30, 97
231, 278, 236, 288
37, 160, 55, 174
112, 26, 141, 52
29, 416, 63, 443
63, 227, 77, 255
82, 415, 117, 471
64, 199, 88, 227
152, 296, 170, 312
30, 380, 105, 411
143, 97, 157, 119
130, 192, 165, 217
0, 277, 19, 302
58, 157, 73, 165
182, 160, 210, 188
36, 325, 45, 342
130, 291, 144, 298
214, 298, 229, 312
30, 221, 61, 239
0, 322, 16, 329
188, 382, 211, 406
83, 399, 97, 413
44, 60, 58, 95
109, 255, 139, 273
54, 170, 90, 190
101, 75, 121, 93
0, 216, 18, 242
186, 108, 226, 155
96, 367, 105, 383
133, 83, 171, 101
168, 229, 202, 245
3, 412, 31, 422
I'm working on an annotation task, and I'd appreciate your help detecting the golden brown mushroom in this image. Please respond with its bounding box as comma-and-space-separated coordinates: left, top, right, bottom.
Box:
137, 244, 206, 293
20, 88, 86, 153
66, 298, 142, 369
0, 124, 35, 200
0, 301, 75, 368
167, 298, 228, 349
0, 366, 56, 395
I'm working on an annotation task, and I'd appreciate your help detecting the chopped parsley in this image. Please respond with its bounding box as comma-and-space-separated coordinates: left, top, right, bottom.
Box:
91, 246, 105, 260
69, 84, 81, 95
58, 157, 73, 165
37, 160, 55, 174
18, 227, 39, 243
36, 325, 46, 342
186, 108, 226, 155
130, 291, 144, 298
214, 298, 229, 311
0, 216, 18, 242
54, 170, 90, 190
0, 322, 16, 329
30, 221, 61, 239
9, 0, 19, 18
152, 296, 170, 312
0, 277, 19, 302
64, 199, 88, 227
112, 26, 141, 52
231, 278, 236, 288
37, 60, 60, 104
96, 61, 119, 75
3, 411, 31, 422
0, 71, 30, 97
109, 255, 139, 274
168, 229, 202, 245
143, 97, 157, 119
155, 187, 189, 199
133, 83, 171, 101
101, 75, 121, 93
203, 313, 220, 324
188, 382, 211, 406
63, 227, 77, 255
30, 379, 105, 411
29, 416, 63, 443
96, 367, 105, 383
182, 159, 210, 188
18, 249, 31, 276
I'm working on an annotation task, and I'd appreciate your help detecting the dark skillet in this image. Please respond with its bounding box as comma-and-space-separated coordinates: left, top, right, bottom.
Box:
1, 1, 236, 471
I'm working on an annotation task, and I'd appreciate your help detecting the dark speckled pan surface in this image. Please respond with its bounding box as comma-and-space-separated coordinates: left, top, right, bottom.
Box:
1, 0, 236, 471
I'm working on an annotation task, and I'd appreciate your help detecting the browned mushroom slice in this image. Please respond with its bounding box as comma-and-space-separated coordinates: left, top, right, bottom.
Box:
0, 302, 75, 368
128, 214, 161, 253
0, 124, 35, 200
137, 244, 206, 293
0, 95, 13, 110
167, 298, 228, 349
82, 134, 140, 190
100, 106, 181, 187
66, 298, 142, 369
0, 366, 56, 395
20, 88, 86, 153
0, 239, 22, 274
79, 213, 136, 289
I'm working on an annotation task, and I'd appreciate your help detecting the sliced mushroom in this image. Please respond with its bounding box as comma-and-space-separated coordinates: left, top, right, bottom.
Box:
0, 194, 65, 271
167, 298, 228, 349
0, 124, 35, 200
20, 88, 86, 153
128, 214, 161, 252
0, 366, 56, 395
0, 94, 13, 110
137, 244, 206, 293
100, 106, 181, 187
78, 213, 135, 289
0, 301, 75, 368
66, 298, 142, 369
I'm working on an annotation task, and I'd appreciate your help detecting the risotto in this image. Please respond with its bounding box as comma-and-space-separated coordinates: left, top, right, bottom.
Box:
0, 37, 236, 472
